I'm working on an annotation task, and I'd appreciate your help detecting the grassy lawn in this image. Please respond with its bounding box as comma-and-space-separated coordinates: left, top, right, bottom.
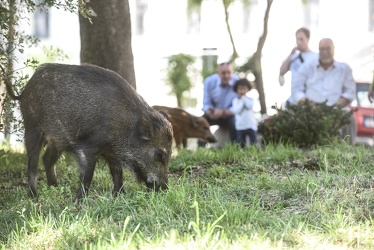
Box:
0, 141, 373, 249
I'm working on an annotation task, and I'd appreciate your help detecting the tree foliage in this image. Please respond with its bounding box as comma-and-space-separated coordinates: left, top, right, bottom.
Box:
0, 0, 90, 138
165, 53, 196, 108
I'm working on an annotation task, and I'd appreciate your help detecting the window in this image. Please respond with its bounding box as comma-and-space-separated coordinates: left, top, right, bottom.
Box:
369, 0, 374, 31
136, 0, 148, 35
303, 0, 319, 30
34, 7, 49, 38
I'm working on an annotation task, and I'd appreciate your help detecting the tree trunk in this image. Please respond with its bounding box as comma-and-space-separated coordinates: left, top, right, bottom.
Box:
79, 0, 136, 89
2, 0, 16, 139
249, 0, 273, 115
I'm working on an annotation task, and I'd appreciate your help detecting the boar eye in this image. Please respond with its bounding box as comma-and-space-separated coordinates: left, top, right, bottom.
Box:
155, 148, 167, 164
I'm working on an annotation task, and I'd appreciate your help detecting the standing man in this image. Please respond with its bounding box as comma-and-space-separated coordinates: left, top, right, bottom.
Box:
279, 27, 318, 105
291, 38, 356, 143
199, 62, 240, 146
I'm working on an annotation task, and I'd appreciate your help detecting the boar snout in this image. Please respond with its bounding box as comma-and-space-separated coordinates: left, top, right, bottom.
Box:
145, 174, 168, 191
207, 135, 217, 143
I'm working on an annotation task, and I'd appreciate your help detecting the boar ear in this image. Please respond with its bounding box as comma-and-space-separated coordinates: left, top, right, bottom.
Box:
191, 118, 200, 128
158, 110, 170, 122
138, 115, 153, 141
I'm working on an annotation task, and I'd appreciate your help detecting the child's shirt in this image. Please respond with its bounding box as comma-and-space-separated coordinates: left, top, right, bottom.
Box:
232, 95, 258, 131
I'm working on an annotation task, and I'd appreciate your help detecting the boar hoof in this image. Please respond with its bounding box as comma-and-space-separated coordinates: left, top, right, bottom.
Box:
28, 189, 38, 199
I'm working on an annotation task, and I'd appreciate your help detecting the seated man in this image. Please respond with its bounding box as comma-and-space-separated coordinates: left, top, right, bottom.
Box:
198, 62, 240, 147
291, 38, 356, 143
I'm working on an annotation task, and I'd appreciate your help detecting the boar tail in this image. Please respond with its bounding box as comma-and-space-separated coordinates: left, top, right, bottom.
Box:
0, 64, 21, 101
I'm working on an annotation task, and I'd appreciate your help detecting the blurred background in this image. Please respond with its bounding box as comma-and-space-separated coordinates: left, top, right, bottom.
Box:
3, 0, 374, 144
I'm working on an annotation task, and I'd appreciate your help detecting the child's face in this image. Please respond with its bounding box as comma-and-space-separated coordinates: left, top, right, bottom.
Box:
237, 85, 249, 96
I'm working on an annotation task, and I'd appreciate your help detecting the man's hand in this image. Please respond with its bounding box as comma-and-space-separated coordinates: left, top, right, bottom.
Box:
205, 108, 215, 120
206, 108, 231, 120
211, 108, 224, 120
205, 108, 222, 120
298, 98, 307, 103
290, 46, 298, 55
335, 97, 350, 108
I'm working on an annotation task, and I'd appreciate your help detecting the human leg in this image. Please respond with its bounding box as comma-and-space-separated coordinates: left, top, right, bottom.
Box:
248, 129, 257, 146
236, 130, 246, 148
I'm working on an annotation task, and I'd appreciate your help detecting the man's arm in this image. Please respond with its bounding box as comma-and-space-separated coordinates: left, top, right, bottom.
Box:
338, 65, 356, 107
202, 76, 214, 112
291, 63, 308, 104
279, 47, 297, 76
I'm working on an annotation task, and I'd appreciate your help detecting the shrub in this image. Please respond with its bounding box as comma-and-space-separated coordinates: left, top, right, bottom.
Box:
258, 100, 353, 148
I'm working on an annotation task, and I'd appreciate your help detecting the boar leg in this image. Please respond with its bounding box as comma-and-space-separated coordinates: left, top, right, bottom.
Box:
174, 135, 182, 149
42, 145, 60, 187
182, 138, 188, 148
109, 164, 124, 196
24, 131, 43, 198
74, 149, 97, 201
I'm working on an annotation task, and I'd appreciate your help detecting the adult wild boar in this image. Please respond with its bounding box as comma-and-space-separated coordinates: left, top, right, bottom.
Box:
152, 105, 216, 149
3, 63, 173, 201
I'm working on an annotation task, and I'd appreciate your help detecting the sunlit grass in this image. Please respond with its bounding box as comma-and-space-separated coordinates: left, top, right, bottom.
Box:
1, 141, 373, 249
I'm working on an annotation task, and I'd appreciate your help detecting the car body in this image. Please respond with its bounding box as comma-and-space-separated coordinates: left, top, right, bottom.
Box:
349, 82, 374, 144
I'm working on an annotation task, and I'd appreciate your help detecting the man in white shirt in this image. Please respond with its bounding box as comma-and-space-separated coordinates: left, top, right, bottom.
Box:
291, 38, 356, 106
279, 27, 318, 82
279, 27, 318, 105
291, 38, 356, 143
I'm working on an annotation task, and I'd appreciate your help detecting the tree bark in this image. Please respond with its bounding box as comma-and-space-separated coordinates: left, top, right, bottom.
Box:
248, 0, 273, 115
222, 0, 239, 63
3, 0, 16, 139
79, 0, 136, 89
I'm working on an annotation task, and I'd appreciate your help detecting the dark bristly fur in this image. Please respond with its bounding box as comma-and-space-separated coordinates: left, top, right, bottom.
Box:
3, 63, 173, 201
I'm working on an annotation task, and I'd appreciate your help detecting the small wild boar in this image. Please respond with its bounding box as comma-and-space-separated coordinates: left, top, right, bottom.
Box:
3, 63, 173, 201
152, 105, 216, 148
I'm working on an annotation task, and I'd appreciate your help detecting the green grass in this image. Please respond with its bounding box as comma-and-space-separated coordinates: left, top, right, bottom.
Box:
0, 141, 374, 249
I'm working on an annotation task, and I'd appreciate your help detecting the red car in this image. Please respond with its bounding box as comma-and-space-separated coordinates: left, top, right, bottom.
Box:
349, 82, 374, 144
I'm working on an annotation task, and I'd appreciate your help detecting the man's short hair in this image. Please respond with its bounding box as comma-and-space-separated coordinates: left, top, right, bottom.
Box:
296, 27, 311, 39
218, 62, 230, 66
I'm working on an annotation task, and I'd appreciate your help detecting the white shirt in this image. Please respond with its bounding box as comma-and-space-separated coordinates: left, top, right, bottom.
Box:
290, 51, 318, 78
285, 51, 318, 103
291, 58, 356, 106
232, 96, 258, 131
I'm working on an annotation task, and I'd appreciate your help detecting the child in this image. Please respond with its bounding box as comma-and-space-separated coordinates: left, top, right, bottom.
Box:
232, 78, 258, 148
